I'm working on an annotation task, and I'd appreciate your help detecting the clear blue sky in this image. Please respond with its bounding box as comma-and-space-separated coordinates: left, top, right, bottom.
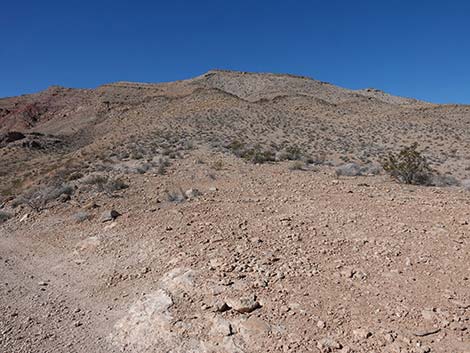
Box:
1, 0, 469, 103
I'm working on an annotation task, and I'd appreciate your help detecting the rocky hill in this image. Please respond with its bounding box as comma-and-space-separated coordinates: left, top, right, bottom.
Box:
0, 71, 469, 353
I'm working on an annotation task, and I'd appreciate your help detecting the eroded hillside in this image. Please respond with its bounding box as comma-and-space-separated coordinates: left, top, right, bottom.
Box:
0, 71, 469, 353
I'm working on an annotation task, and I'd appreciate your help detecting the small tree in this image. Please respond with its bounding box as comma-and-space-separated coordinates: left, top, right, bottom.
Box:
381, 143, 433, 185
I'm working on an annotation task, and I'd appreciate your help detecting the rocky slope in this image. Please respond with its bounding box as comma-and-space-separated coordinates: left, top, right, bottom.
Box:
0, 71, 469, 353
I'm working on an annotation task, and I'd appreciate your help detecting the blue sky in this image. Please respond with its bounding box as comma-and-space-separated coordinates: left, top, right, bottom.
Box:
1, 0, 469, 103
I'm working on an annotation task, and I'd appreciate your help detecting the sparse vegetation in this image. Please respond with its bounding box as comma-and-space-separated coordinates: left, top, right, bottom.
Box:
381, 143, 433, 185
102, 178, 128, 193
81, 174, 108, 186
0, 211, 12, 224
81, 174, 128, 194
336, 162, 362, 177
166, 188, 186, 203
12, 182, 74, 211
73, 211, 91, 223
241, 146, 276, 164
462, 179, 470, 191
2, 70, 470, 353
226, 140, 245, 156
289, 161, 306, 171
431, 174, 460, 187
282, 145, 303, 161
336, 163, 382, 177
226, 141, 275, 164
211, 159, 224, 171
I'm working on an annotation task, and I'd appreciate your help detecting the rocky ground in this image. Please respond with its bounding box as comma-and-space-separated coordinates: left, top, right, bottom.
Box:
1, 149, 469, 353
0, 71, 469, 352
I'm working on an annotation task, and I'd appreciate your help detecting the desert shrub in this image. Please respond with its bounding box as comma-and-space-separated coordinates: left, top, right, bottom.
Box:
102, 178, 128, 193
154, 157, 170, 175
46, 184, 74, 202
249, 149, 275, 164
0, 211, 12, 224
80, 174, 128, 193
309, 153, 327, 165
157, 164, 167, 175
135, 163, 151, 174
10, 197, 24, 208
361, 164, 382, 176
431, 174, 460, 187
182, 140, 194, 150
226, 141, 275, 164
81, 174, 109, 186
289, 161, 306, 171
335, 163, 362, 176
130, 151, 144, 160
67, 171, 84, 181
166, 188, 186, 203
73, 211, 91, 223
381, 143, 433, 185
462, 179, 470, 191
335, 163, 382, 177
241, 146, 275, 164
284, 145, 303, 160
211, 160, 224, 171
226, 140, 246, 157
13, 183, 74, 211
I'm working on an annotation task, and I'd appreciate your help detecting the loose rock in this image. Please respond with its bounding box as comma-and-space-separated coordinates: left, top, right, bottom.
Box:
101, 210, 121, 222
226, 294, 261, 314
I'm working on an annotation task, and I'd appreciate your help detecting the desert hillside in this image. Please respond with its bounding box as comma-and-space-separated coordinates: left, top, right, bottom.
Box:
0, 71, 469, 353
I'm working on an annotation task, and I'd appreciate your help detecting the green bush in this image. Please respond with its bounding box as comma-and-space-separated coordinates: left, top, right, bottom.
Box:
381, 143, 433, 185
284, 145, 303, 160
240, 145, 275, 164
226, 141, 275, 164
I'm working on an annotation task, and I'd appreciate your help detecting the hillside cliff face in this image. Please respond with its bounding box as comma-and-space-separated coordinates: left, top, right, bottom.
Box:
0, 69, 425, 134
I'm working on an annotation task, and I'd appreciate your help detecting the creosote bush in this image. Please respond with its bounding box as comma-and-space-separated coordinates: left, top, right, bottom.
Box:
283, 145, 303, 161
226, 141, 275, 164
381, 143, 433, 185
81, 174, 128, 193
237, 145, 275, 164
